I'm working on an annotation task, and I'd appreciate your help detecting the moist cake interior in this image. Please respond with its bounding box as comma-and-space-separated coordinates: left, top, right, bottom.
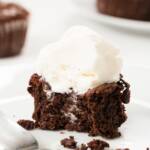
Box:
22, 73, 130, 138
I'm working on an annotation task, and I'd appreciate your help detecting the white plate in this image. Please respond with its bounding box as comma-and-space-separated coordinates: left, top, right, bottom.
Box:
0, 96, 150, 150
72, 0, 150, 33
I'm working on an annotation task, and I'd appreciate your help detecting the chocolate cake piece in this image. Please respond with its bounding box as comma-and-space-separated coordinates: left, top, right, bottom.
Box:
17, 120, 35, 130
87, 139, 109, 150
61, 136, 77, 149
97, 0, 150, 21
0, 2, 29, 57
27, 73, 130, 138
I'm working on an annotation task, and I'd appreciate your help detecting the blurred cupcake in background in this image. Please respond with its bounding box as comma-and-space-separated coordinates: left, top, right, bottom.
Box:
0, 2, 29, 57
97, 0, 150, 21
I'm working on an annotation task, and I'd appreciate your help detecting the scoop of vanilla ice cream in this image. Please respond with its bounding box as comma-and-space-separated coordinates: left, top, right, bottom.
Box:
37, 26, 122, 93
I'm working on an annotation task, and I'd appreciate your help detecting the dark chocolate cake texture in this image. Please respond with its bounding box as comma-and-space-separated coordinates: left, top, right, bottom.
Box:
97, 0, 150, 21
18, 26, 130, 139
23, 73, 130, 138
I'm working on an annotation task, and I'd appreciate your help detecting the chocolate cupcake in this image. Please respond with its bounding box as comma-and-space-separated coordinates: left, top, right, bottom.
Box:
0, 2, 29, 57
97, 0, 150, 21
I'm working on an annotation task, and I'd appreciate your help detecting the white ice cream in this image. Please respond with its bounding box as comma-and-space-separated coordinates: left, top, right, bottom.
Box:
37, 26, 122, 94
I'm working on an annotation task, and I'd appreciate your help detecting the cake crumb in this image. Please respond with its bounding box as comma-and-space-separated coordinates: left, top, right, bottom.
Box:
61, 136, 77, 149
61, 137, 109, 150
17, 120, 35, 130
87, 139, 109, 150
60, 131, 65, 134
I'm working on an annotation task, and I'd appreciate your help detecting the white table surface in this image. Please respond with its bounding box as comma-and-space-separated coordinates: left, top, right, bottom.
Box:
0, 0, 150, 103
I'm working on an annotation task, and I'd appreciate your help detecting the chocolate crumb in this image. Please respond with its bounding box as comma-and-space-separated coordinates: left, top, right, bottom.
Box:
60, 131, 65, 134
61, 136, 77, 149
87, 139, 109, 150
116, 148, 130, 150
17, 120, 35, 130
76, 139, 109, 150
76, 144, 88, 150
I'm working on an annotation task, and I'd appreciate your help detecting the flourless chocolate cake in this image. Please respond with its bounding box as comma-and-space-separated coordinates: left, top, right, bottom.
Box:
23, 73, 130, 138
97, 0, 150, 21
18, 26, 130, 139
0, 2, 29, 57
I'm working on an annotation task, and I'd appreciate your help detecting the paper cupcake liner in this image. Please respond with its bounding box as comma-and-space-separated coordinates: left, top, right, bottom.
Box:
0, 19, 28, 57
97, 0, 150, 21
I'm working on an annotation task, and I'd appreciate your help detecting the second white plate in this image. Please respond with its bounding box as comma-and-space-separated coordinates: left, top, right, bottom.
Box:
72, 0, 150, 33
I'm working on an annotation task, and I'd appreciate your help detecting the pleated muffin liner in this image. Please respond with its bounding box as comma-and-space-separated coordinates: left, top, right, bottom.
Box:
0, 19, 28, 57
97, 0, 150, 21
